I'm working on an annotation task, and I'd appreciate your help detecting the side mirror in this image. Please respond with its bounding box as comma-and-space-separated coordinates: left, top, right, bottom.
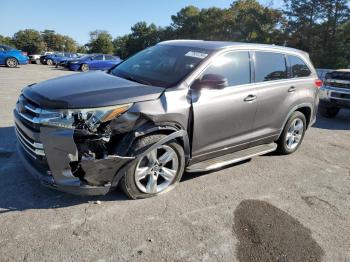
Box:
192, 74, 228, 90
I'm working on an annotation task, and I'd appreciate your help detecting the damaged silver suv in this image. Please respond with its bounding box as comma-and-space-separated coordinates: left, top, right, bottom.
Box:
14, 40, 320, 199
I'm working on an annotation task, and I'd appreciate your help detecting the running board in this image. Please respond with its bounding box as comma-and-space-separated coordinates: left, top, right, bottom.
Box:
186, 143, 277, 173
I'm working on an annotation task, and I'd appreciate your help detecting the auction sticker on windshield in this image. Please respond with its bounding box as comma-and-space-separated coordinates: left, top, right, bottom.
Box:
185, 51, 208, 59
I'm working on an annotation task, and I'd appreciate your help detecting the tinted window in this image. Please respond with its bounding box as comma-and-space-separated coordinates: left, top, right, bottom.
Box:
112, 45, 212, 88
94, 55, 104, 60
201, 51, 251, 86
289, 55, 311, 77
255, 52, 287, 82
0, 45, 14, 51
105, 55, 115, 60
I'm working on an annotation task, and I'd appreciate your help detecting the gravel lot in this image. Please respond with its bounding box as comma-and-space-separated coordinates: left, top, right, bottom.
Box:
0, 64, 349, 262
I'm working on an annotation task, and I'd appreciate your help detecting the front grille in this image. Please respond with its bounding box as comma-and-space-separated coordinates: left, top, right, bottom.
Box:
15, 95, 46, 160
16, 95, 41, 131
15, 124, 45, 159
326, 80, 350, 90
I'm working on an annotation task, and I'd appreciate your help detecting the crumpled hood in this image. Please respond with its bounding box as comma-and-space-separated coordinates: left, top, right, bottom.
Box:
22, 71, 165, 109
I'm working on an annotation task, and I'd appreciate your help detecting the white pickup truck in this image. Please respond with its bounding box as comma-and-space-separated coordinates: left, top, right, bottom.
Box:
319, 69, 350, 117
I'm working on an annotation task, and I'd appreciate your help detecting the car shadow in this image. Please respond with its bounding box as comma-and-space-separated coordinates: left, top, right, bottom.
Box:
313, 109, 350, 130
0, 126, 128, 214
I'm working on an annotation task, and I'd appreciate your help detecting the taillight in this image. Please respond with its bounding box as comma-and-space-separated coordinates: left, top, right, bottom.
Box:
314, 79, 322, 88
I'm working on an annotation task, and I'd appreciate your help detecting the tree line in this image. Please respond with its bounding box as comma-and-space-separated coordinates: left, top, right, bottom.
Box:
0, 0, 349, 68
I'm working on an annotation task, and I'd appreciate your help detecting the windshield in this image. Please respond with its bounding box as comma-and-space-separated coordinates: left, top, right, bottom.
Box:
111, 44, 212, 87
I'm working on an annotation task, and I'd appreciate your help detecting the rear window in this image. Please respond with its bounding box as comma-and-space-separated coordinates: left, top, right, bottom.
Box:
288, 55, 311, 78
254, 52, 287, 82
105, 55, 116, 60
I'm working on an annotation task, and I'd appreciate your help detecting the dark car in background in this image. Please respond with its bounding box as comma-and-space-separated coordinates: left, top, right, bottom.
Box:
319, 69, 350, 117
67, 54, 122, 72
40, 52, 78, 65
0, 44, 28, 67
14, 40, 320, 199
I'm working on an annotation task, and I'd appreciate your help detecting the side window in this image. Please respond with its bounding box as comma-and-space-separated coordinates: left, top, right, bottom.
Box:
288, 55, 311, 78
105, 55, 115, 60
255, 52, 287, 82
94, 55, 104, 60
0, 47, 4, 51
201, 51, 251, 86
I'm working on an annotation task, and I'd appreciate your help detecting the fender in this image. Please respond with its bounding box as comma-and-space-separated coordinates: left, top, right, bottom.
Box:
111, 130, 189, 187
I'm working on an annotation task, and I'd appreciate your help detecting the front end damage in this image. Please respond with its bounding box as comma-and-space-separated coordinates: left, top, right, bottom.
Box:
14, 97, 179, 195
14, 79, 191, 196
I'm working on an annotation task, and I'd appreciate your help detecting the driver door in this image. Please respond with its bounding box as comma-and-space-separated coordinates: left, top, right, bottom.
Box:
89, 54, 104, 70
191, 51, 258, 159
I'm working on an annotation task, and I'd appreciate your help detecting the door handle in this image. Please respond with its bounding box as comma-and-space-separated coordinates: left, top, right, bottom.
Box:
244, 94, 257, 102
288, 86, 297, 93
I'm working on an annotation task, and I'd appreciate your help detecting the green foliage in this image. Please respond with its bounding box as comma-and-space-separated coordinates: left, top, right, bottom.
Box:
77, 45, 89, 54
40, 30, 77, 52
0, 35, 14, 46
284, 0, 350, 68
87, 30, 114, 54
12, 29, 46, 54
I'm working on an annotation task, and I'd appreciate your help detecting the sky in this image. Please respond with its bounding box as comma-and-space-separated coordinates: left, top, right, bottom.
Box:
0, 0, 283, 45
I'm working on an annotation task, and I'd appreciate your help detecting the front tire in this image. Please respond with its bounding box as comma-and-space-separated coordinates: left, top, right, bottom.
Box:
120, 134, 185, 199
277, 111, 306, 155
80, 63, 89, 72
46, 59, 53, 66
5, 57, 18, 68
319, 105, 339, 118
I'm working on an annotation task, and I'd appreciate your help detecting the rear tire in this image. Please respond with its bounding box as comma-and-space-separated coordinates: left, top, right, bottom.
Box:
277, 111, 306, 155
120, 134, 185, 199
319, 105, 339, 118
5, 57, 18, 68
80, 63, 89, 72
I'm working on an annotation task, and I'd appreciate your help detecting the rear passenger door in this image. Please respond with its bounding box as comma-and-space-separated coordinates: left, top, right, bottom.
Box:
103, 55, 119, 70
250, 51, 296, 145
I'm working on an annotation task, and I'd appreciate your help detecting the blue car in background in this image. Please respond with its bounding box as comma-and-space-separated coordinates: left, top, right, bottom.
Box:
68, 54, 122, 72
41, 52, 78, 65
0, 44, 28, 68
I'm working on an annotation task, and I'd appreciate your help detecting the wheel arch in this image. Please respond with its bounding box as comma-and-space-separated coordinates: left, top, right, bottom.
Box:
111, 127, 190, 188
278, 103, 313, 139
5, 56, 18, 64
132, 123, 191, 162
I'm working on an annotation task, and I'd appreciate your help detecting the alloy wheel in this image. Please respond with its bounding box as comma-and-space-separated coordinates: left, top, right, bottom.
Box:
6, 58, 17, 68
285, 118, 304, 150
81, 64, 89, 72
134, 145, 179, 194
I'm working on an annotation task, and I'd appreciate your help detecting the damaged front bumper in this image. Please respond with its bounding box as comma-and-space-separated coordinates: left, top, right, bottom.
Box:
13, 97, 136, 196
